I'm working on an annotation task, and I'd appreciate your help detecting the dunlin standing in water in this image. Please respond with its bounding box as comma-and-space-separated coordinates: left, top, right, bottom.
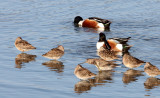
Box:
122, 52, 145, 69
96, 33, 131, 52
144, 62, 160, 77
42, 45, 64, 60
97, 46, 119, 61
74, 16, 112, 31
85, 58, 118, 71
74, 64, 96, 80
15, 37, 36, 52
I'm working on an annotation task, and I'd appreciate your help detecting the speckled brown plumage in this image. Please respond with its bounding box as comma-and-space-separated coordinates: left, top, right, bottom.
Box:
85, 58, 118, 71
144, 62, 160, 77
74, 64, 96, 80
122, 52, 145, 68
42, 45, 64, 60
97, 46, 118, 61
15, 37, 36, 52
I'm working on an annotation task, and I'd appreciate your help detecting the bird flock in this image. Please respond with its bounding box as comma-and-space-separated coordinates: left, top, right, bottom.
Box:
14, 16, 160, 81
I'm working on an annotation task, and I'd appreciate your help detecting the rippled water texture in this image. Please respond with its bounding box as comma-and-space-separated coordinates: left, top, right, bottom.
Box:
0, 0, 160, 98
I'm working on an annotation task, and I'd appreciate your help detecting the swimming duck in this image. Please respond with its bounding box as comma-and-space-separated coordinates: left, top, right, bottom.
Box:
96, 33, 131, 52
74, 16, 111, 30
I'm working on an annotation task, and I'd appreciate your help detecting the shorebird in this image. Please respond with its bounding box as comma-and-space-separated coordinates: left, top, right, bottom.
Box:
15, 37, 36, 52
122, 52, 145, 69
42, 45, 64, 60
97, 46, 119, 61
74, 64, 96, 80
74, 16, 111, 30
85, 58, 118, 71
144, 62, 160, 77
96, 33, 131, 52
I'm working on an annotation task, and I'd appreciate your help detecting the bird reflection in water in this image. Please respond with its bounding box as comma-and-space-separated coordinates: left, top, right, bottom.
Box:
144, 77, 160, 89
74, 80, 94, 94
42, 60, 64, 73
74, 70, 113, 94
15, 53, 37, 69
122, 69, 144, 84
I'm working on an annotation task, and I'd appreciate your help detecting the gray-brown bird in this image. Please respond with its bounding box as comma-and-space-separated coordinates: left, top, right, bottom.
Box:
85, 58, 118, 71
122, 52, 145, 69
15, 37, 36, 52
74, 64, 96, 80
97, 46, 119, 61
42, 45, 64, 60
144, 62, 160, 77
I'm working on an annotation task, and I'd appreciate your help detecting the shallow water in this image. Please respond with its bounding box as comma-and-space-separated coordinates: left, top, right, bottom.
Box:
0, 0, 160, 98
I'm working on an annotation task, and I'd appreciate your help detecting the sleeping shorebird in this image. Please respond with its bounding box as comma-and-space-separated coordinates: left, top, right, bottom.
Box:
144, 62, 160, 77
122, 52, 145, 69
85, 58, 118, 71
74, 64, 96, 80
15, 37, 36, 52
97, 46, 119, 61
42, 45, 64, 60
74, 16, 111, 30
96, 33, 131, 52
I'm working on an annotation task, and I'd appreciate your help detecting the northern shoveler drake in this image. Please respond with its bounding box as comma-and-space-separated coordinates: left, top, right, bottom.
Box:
96, 33, 131, 52
144, 62, 160, 77
74, 64, 96, 80
122, 52, 145, 69
42, 45, 64, 60
74, 16, 112, 30
15, 37, 36, 52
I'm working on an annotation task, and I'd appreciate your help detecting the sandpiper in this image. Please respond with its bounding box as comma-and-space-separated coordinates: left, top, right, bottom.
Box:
15, 37, 36, 52
122, 52, 145, 68
74, 64, 96, 80
42, 45, 64, 60
85, 58, 118, 71
97, 46, 119, 61
144, 62, 160, 77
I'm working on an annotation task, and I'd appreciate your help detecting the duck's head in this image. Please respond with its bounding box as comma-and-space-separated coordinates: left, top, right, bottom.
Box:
74, 16, 83, 25
99, 33, 106, 41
